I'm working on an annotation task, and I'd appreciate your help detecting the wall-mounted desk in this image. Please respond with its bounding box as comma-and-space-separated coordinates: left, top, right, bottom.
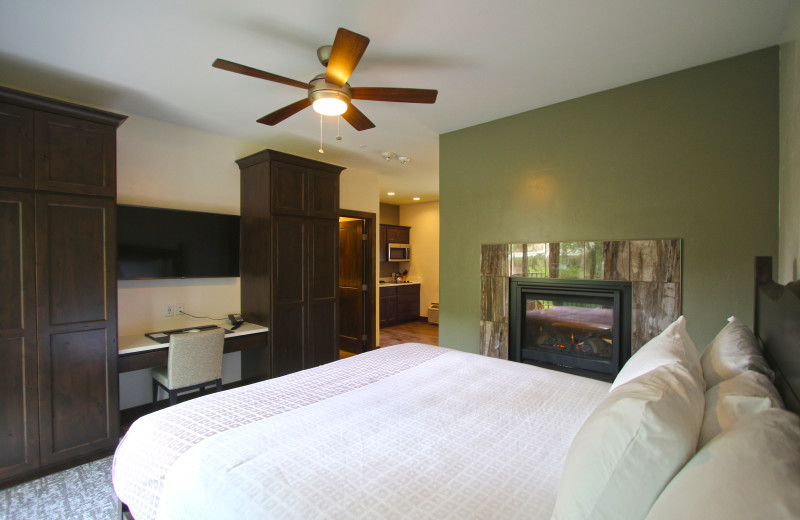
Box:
118, 322, 269, 381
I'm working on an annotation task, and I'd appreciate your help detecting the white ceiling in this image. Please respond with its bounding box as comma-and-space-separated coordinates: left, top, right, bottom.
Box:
0, 0, 791, 204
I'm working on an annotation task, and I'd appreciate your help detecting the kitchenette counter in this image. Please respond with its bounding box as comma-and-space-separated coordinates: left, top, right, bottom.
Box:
379, 281, 421, 287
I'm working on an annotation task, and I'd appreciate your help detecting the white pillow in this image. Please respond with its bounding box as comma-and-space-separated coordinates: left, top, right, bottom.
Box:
611, 316, 702, 391
552, 362, 704, 520
698, 370, 784, 448
645, 409, 800, 520
700, 316, 774, 387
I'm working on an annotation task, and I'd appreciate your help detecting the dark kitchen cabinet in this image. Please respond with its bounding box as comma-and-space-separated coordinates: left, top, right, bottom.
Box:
380, 286, 398, 327
379, 284, 420, 328
0, 86, 125, 486
397, 284, 420, 322
379, 224, 410, 262
238, 150, 344, 379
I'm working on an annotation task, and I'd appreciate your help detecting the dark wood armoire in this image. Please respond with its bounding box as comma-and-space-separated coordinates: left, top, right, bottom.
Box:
0, 86, 126, 486
236, 149, 344, 379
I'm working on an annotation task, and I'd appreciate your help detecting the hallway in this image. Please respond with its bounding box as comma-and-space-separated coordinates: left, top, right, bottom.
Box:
340, 320, 438, 359
380, 320, 439, 347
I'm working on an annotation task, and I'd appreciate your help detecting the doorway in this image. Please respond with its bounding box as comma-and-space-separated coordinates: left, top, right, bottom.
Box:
339, 210, 376, 354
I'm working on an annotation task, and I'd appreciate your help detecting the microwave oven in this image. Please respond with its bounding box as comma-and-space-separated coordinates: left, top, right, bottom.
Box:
387, 243, 411, 261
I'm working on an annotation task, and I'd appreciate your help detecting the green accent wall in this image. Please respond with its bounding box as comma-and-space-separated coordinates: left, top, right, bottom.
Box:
440, 48, 778, 353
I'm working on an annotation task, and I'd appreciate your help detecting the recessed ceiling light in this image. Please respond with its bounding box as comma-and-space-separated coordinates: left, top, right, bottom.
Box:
387, 192, 395, 196
413, 197, 421, 201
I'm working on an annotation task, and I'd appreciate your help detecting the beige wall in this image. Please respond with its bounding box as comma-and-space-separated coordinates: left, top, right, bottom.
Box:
439, 48, 779, 353
399, 201, 440, 318
117, 115, 382, 408
340, 167, 382, 344
780, 2, 800, 283
380, 202, 400, 224
117, 115, 262, 337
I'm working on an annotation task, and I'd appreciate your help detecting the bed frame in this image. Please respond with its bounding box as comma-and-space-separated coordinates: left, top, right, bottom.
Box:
754, 256, 800, 415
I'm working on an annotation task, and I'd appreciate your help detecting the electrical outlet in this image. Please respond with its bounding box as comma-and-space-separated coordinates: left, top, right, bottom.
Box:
165, 303, 174, 317
176, 303, 184, 316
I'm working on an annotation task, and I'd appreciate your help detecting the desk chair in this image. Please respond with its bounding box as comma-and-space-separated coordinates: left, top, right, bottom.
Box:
151, 328, 225, 407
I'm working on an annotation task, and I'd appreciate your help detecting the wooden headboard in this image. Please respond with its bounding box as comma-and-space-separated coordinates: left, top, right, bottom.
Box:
754, 257, 800, 414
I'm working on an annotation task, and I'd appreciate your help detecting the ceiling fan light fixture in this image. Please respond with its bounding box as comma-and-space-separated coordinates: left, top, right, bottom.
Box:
312, 95, 348, 116
309, 75, 352, 116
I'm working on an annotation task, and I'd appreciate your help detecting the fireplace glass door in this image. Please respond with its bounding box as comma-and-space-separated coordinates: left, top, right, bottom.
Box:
509, 279, 632, 381
523, 293, 614, 362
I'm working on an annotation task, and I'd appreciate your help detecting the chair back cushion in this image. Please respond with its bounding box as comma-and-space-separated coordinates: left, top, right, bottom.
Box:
167, 328, 225, 389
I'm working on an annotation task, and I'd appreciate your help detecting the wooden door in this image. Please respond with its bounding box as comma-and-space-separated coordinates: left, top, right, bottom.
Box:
271, 215, 306, 377
0, 103, 34, 190
34, 112, 117, 197
35, 194, 118, 465
0, 190, 39, 482
339, 220, 365, 353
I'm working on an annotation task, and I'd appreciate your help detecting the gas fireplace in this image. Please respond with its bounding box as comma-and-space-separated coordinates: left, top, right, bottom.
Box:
509, 278, 632, 382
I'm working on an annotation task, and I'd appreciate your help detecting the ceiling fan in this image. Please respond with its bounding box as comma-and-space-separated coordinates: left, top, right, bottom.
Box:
212, 28, 438, 131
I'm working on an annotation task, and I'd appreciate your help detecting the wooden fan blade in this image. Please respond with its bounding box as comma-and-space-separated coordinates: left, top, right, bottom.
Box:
325, 28, 370, 87
213, 58, 309, 90
256, 98, 312, 126
351, 87, 438, 104
341, 103, 375, 131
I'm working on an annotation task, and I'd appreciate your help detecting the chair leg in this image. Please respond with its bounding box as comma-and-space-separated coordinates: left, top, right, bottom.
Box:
215, 379, 222, 392
169, 390, 177, 406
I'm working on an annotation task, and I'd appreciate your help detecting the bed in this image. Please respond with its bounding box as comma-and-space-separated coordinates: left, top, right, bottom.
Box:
113, 257, 800, 520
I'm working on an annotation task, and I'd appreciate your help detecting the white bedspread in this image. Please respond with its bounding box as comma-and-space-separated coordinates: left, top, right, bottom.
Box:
114, 343, 609, 519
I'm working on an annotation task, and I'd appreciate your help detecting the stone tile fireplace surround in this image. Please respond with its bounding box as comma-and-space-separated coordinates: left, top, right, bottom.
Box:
480, 239, 681, 360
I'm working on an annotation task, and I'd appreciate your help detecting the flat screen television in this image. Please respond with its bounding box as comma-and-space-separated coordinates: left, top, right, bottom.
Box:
117, 204, 240, 279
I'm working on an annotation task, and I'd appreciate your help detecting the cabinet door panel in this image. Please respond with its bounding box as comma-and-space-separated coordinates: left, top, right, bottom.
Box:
309, 219, 338, 301
44, 328, 110, 454
308, 300, 336, 367
272, 215, 306, 377
272, 304, 305, 377
36, 194, 118, 465
35, 113, 116, 196
379, 226, 387, 262
308, 170, 339, 218
386, 226, 409, 243
397, 302, 419, 322
44, 202, 108, 325
307, 219, 338, 367
397, 285, 419, 302
273, 216, 306, 303
271, 161, 306, 216
0, 103, 34, 189
380, 295, 397, 328
0, 191, 38, 481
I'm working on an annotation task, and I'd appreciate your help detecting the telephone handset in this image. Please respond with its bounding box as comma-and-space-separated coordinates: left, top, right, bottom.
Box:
228, 313, 244, 329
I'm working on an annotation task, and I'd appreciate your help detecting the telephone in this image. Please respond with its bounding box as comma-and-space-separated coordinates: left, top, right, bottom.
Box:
228, 313, 244, 329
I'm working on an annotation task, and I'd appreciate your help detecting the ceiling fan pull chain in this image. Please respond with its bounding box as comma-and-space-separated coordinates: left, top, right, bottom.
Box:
336, 116, 342, 141
319, 114, 325, 154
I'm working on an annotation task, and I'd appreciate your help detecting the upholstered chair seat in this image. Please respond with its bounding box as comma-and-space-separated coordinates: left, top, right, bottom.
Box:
151, 328, 225, 407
